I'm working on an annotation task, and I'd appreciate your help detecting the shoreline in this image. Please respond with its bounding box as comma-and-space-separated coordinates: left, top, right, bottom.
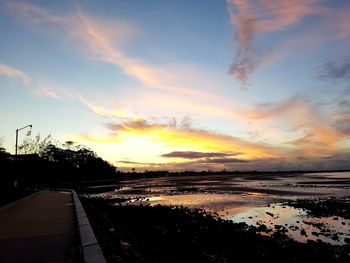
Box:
81, 196, 350, 263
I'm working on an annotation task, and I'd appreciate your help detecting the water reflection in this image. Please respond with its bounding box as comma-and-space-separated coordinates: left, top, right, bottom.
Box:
92, 172, 350, 245
227, 204, 350, 245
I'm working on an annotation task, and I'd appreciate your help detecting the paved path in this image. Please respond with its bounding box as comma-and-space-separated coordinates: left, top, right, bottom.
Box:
0, 191, 80, 263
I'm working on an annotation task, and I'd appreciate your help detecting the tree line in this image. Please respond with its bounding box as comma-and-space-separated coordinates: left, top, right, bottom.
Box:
0, 134, 117, 201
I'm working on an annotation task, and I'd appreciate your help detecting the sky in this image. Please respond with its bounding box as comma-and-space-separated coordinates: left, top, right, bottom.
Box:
0, 0, 349, 171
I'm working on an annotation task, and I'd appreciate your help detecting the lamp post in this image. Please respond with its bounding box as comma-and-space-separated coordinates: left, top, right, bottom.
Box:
15, 124, 32, 156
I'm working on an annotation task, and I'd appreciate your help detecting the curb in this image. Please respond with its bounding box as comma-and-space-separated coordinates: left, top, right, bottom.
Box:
0, 191, 39, 213
71, 190, 107, 263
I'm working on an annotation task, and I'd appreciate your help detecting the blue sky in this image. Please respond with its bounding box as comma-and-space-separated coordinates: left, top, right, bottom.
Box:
0, 0, 349, 171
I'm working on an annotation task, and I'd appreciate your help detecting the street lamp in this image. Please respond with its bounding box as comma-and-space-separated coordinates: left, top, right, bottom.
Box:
15, 124, 32, 156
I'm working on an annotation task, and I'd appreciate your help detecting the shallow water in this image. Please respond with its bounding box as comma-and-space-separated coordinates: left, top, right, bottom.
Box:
91, 171, 350, 245
226, 203, 350, 245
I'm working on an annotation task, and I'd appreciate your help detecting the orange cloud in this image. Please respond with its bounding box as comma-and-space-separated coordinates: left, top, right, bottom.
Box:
246, 96, 341, 153
100, 118, 284, 159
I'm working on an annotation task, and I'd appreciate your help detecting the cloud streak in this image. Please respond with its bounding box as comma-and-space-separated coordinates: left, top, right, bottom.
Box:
161, 151, 240, 159
0, 60, 111, 120
0, 63, 30, 84
116, 153, 350, 172
246, 95, 344, 154
5, 1, 248, 123
227, 0, 318, 83
317, 57, 350, 81
6, 2, 224, 97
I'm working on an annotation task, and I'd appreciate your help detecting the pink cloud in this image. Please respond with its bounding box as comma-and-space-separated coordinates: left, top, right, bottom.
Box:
227, 0, 319, 83
246, 95, 341, 151
7, 2, 235, 105
0, 63, 30, 84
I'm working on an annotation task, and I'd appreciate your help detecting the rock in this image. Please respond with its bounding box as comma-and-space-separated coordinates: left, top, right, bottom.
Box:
311, 231, 319, 237
266, 212, 274, 217
300, 229, 307, 236
331, 233, 339, 241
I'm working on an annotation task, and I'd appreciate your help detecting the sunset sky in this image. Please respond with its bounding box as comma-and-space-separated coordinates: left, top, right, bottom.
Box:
1, 0, 349, 171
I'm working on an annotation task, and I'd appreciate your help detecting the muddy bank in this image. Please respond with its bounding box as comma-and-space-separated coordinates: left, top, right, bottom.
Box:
227, 199, 350, 245
285, 198, 350, 219
81, 197, 350, 263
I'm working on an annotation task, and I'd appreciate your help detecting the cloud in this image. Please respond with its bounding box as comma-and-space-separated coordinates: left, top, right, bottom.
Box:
117, 156, 248, 171
100, 118, 284, 159
247, 95, 341, 151
226, 0, 318, 83
0, 63, 30, 84
71, 114, 350, 171
334, 112, 350, 137
106, 119, 166, 133
335, 9, 350, 39
117, 160, 160, 166
5, 1, 247, 122
199, 157, 248, 164
6, 2, 222, 95
0, 62, 78, 101
317, 57, 350, 81
4, 2, 134, 72
116, 153, 350, 172
0, 60, 113, 118
161, 151, 239, 159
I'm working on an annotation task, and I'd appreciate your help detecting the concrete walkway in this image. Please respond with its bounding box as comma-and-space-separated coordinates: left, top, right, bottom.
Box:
0, 191, 80, 263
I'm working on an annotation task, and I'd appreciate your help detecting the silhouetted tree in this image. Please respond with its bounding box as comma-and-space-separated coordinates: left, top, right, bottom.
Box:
41, 142, 116, 181
18, 133, 54, 155
0, 139, 9, 159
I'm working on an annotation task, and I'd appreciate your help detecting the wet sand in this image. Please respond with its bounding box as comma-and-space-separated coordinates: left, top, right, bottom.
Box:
81, 197, 350, 263
81, 172, 350, 261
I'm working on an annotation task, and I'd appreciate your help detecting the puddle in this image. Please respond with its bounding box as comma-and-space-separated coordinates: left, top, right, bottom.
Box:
226, 203, 350, 245
122, 193, 246, 211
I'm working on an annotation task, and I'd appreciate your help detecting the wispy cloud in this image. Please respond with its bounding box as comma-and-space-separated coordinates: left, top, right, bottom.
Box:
161, 151, 239, 159
160, 151, 248, 165
199, 157, 248, 164
333, 100, 350, 137
5, 1, 245, 122
0, 60, 111, 118
116, 153, 350, 172
226, 0, 318, 84
0, 62, 75, 100
0, 63, 30, 84
247, 95, 342, 152
317, 57, 350, 81
6, 2, 222, 96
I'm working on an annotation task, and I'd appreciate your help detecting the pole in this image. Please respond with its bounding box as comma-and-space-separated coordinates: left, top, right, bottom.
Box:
15, 129, 18, 156
15, 124, 32, 156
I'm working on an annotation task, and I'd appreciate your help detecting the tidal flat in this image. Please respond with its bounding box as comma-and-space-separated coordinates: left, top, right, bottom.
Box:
81, 172, 350, 262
